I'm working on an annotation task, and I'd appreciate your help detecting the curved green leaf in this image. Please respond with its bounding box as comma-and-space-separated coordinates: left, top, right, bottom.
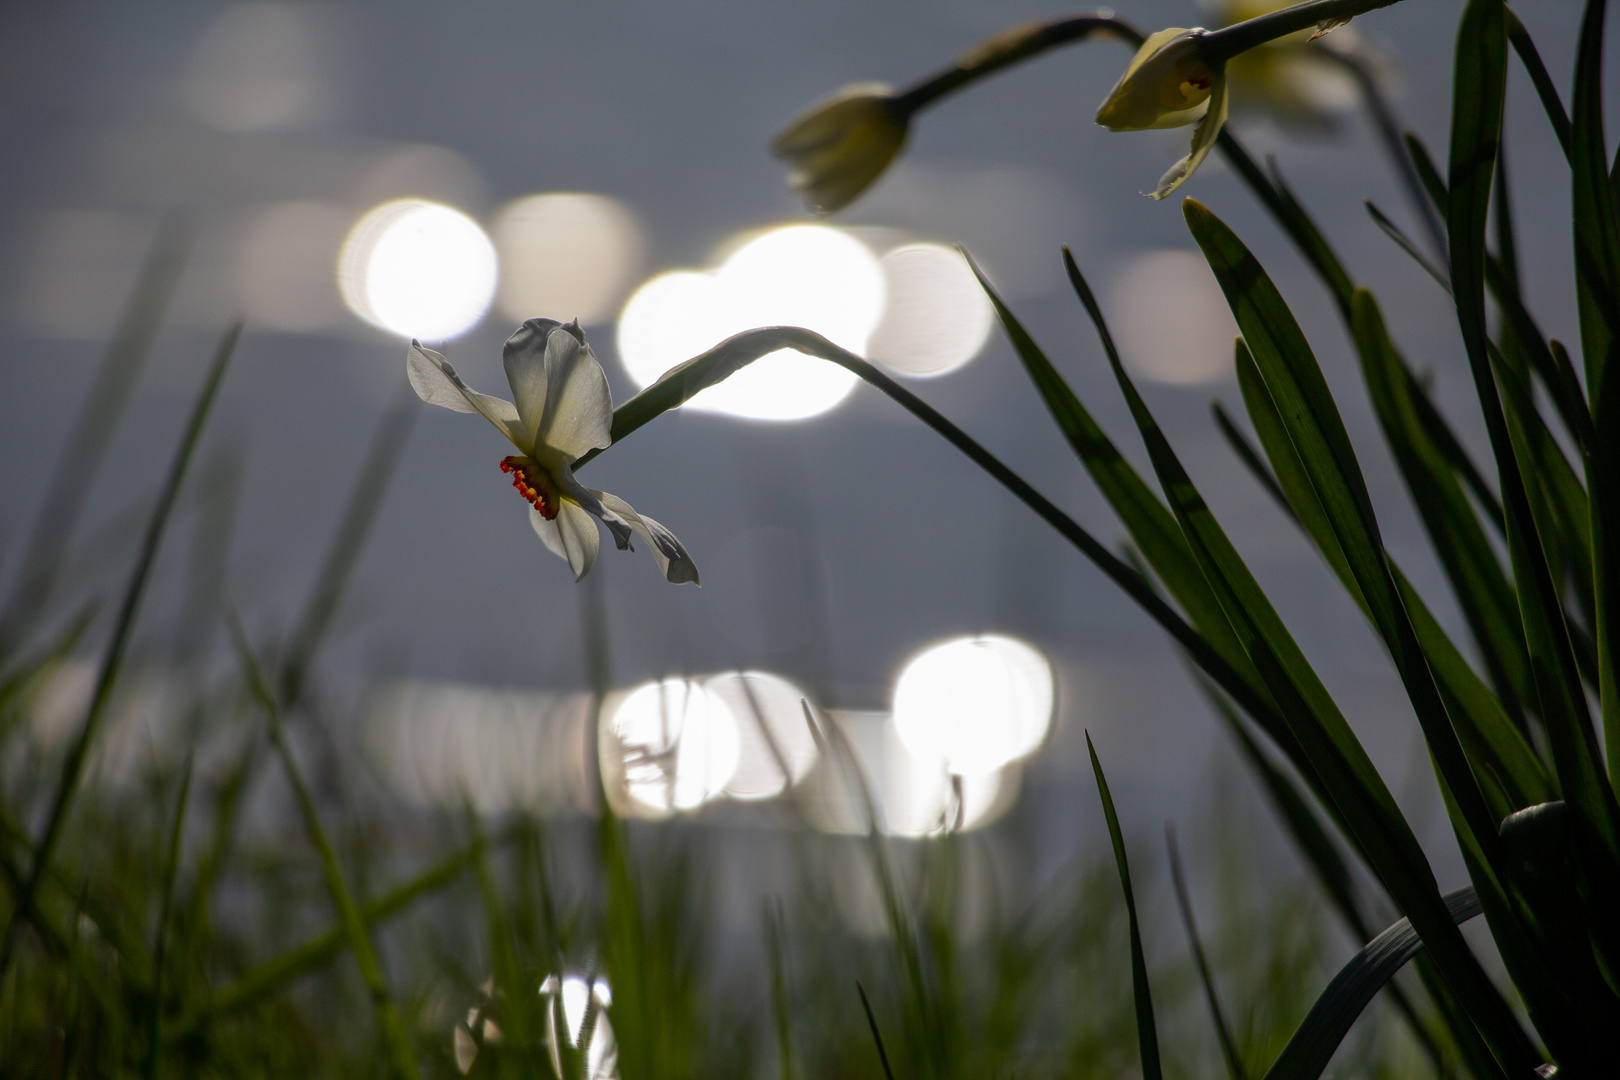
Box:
1260, 888, 1482, 1080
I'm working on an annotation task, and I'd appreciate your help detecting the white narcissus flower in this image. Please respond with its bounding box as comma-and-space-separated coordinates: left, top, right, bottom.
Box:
772, 83, 909, 214
1094, 28, 1228, 200
408, 318, 699, 584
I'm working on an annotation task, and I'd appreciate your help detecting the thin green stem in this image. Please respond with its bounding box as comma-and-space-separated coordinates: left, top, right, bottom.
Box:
171, 842, 478, 1039
0, 321, 239, 980
143, 758, 193, 1080
894, 15, 1143, 114
1201, 0, 1404, 63
230, 616, 422, 1080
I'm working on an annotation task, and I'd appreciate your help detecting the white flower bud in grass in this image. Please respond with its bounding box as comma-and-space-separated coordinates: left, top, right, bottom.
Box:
1094, 28, 1228, 199
407, 320, 699, 584
772, 83, 908, 214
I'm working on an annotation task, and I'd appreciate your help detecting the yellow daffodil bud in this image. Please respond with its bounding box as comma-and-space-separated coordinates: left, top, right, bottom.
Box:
1094, 27, 1229, 200
772, 83, 908, 214
1095, 28, 1217, 131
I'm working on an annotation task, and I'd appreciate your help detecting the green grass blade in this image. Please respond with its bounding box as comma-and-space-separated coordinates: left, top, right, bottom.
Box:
0, 217, 192, 657
279, 387, 420, 707
1504, 6, 1572, 159
1570, 0, 1620, 395
967, 250, 1262, 700
1350, 291, 1533, 728
1188, 201, 1509, 878
142, 756, 192, 1080
1365, 201, 1451, 292
1166, 823, 1246, 1080
1260, 888, 1482, 1080
1212, 401, 1294, 518
463, 804, 544, 1070
1087, 733, 1161, 1080
0, 320, 239, 980
765, 901, 797, 1080
230, 617, 421, 1080
171, 843, 475, 1038
1405, 133, 1450, 220
856, 980, 898, 1080
590, 324, 1289, 770
1570, 0, 1620, 794
1068, 247, 1539, 1074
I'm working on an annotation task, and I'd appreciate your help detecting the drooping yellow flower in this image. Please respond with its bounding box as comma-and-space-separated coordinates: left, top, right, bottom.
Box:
408, 319, 699, 584
771, 83, 909, 214
1094, 28, 1228, 200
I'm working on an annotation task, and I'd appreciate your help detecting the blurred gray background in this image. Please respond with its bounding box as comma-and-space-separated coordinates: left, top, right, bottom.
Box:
0, 1, 1602, 876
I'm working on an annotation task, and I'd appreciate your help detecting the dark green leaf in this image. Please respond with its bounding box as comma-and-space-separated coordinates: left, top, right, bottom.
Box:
1260, 888, 1481, 1080
1087, 733, 1161, 1080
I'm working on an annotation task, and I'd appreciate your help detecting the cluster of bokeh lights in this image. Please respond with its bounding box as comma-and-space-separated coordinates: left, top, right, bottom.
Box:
335, 195, 995, 420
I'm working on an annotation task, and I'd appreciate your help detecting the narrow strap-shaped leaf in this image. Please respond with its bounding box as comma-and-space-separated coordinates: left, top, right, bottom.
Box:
1352, 291, 1534, 732
142, 759, 193, 1080
1260, 888, 1482, 1080
1067, 248, 1538, 1073
0, 321, 240, 980
1406, 133, 1451, 220
856, 981, 898, 1080
594, 325, 1293, 770
1230, 340, 1550, 813
1087, 734, 1161, 1080
1166, 823, 1246, 1080
1452, 0, 1620, 994
1504, 6, 1572, 160
233, 620, 422, 1080
1570, 0, 1620, 796
1212, 401, 1293, 517
968, 252, 1265, 710
171, 842, 475, 1037
1365, 201, 1451, 292
1189, 202, 1510, 895
1571, 0, 1620, 395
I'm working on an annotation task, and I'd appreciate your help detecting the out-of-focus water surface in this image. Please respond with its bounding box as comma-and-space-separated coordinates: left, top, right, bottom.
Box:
0, 1, 1602, 881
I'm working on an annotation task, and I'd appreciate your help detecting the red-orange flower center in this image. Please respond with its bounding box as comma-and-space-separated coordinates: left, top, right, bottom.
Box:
500, 455, 559, 520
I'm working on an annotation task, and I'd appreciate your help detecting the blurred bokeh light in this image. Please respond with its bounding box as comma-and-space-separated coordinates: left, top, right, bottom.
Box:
494, 192, 645, 327
892, 634, 1054, 777
617, 224, 883, 420
702, 669, 819, 800
338, 198, 497, 340
1106, 249, 1240, 384
866, 243, 994, 377
604, 677, 741, 815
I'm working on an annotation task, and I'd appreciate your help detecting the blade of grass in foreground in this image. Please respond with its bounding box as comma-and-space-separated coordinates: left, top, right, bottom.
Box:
230, 617, 421, 1080
1087, 733, 1161, 1080
1261, 888, 1482, 1080
588, 325, 1293, 809
279, 386, 420, 707
0, 218, 192, 658
1065, 247, 1537, 1074
1165, 823, 1245, 1080
0, 320, 239, 980
142, 756, 192, 1080
171, 842, 476, 1038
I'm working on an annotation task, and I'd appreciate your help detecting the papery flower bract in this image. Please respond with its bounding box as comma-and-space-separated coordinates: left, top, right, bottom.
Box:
1094, 27, 1228, 200
1217, 0, 1364, 133
772, 82, 908, 214
407, 319, 699, 585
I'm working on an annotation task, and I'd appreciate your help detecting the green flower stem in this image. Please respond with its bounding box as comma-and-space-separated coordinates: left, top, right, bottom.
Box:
230, 618, 422, 1080
895, 16, 1144, 115
1200, 0, 1405, 63
582, 327, 1272, 738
